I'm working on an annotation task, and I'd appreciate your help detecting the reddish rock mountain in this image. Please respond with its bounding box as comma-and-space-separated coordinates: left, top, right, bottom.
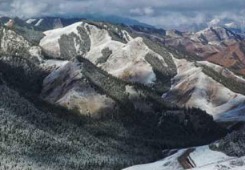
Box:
165, 27, 241, 56
164, 27, 245, 75
207, 41, 245, 75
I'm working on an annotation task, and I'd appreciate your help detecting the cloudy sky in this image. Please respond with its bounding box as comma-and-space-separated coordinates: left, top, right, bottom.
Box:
0, 0, 244, 29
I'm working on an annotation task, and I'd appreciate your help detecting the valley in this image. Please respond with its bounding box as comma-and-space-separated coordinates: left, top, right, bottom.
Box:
0, 16, 244, 170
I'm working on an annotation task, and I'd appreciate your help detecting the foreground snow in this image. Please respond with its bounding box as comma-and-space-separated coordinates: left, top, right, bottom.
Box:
124, 146, 245, 170
123, 150, 185, 170
193, 157, 245, 170
190, 146, 232, 167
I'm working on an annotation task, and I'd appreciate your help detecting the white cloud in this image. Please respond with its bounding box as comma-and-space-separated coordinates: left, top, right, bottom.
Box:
10, 0, 48, 17
130, 7, 154, 16
0, 0, 244, 29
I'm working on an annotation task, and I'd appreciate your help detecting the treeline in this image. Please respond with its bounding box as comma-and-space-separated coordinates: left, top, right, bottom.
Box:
0, 78, 225, 170
0, 85, 162, 170
77, 56, 227, 145
210, 126, 245, 157
200, 64, 245, 95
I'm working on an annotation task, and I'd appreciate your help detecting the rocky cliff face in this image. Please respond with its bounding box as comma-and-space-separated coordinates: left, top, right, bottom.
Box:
0, 27, 44, 63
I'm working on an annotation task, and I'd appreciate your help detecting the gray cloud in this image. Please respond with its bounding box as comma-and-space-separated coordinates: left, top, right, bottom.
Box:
0, 0, 244, 29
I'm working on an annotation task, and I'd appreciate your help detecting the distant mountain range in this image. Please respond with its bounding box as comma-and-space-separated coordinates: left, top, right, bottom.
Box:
171, 18, 245, 35
23, 15, 154, 30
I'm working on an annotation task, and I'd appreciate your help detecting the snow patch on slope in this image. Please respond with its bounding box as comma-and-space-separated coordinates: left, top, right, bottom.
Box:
84, 23, 115, 63
40, 22, 83, 57
28, 46, 43, 61
26, 19, 37, 24
35, 19, 43, 26
84, 23, 165, 84
41, 59, 69, 70
99, 37, 158, 84
225, 22, 238, 28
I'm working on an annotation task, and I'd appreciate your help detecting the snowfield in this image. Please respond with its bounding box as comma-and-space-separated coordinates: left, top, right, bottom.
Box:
124, 146, 245, 170
193, 157, 245, 170
40, 22, 83, 58
91, 36, 159, 84
189, 146, 232, 167
123, 150, 185, 170
40, 21, 168, 85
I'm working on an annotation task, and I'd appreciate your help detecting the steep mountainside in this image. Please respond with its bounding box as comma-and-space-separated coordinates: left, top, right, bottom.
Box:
207, 41, 245, 75
125, 126, 245, 170
40, 21, 176, 90
37, 20, 245, 122
159, 26, 245, 78
163, 57, 245, 121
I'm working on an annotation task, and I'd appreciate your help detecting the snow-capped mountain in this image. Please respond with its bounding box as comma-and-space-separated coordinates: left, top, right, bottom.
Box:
171, 18, 245, 34
163, 57, 245, 121
39, 21, 172, 84
38, 21, 176, 118
0, 17, 245, 170
162, 26, 245, 77
36, 21, 245, 121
